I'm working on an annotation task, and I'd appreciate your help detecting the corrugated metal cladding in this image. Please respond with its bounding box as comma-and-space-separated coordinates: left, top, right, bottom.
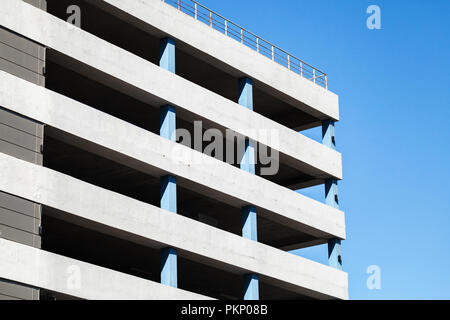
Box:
0, 0, 46, 301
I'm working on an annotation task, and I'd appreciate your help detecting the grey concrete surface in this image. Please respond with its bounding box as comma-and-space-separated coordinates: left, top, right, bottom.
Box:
0, 0, 348, 300
0, 153, 348, 299
0, 238, 210, 300
0, 71, 346, 240
87, 0, 340, 121
0, 0, 342, 181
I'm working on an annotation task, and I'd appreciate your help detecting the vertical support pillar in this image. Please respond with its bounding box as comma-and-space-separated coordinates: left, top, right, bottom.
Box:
161, 175, 177, 213
159, 37, 178, 287
244, 274, 259, 300
160, 37, 175, 73
238, 77, 259, 300
161, 247, 177, 287
242, 206, 257, 241
160, 105, 176, 142
322, 120, 342, 270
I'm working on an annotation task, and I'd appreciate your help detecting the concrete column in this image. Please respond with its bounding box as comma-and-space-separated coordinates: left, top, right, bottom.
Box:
238, 77, 253, 110
322, 120, 342, 270
239, 77, 259, 300
160, 247, 177, 288
161, 175, 177, 213
242, 205, 257, 241
244, 274, 259, 300
160, 37, 175, 73
160, 105, 176, 142
159, 37, 178, 287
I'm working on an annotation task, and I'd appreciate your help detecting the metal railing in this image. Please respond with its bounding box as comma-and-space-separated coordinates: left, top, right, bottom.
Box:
163, 0, 328, 89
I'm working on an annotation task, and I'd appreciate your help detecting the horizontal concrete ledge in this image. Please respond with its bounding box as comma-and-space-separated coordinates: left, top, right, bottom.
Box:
0, 238, 209, 300
0, 0, 342, 180
0, 71, 345, 240
0, 154, 348, 300
87, 0, 340, 121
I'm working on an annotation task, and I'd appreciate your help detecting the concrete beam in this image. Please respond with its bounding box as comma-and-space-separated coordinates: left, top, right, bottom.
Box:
0, 71, 346, 240
0, 0, 342, 180
87, 0, 340, 121
0, 238, 209, 300
0, 153, 348, 299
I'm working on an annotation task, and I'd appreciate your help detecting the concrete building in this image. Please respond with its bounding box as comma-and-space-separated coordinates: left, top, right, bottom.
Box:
0, 0, 347, 300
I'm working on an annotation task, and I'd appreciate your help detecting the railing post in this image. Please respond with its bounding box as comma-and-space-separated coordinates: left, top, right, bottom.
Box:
225, 20, 228, 35
325, 75, 328, 89
210, 11, 212, 27
271, 46, 274, 61
194, 3, 197, 19
256, 38, 259, 53
287, 55, 290, 70
300, 62, 303, 77
178, 0, 180, 10
313, 68, 316, 83
241, 29, 243, 43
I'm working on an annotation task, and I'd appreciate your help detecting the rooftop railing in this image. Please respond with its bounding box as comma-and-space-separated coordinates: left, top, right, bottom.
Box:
163, 0, 328, 89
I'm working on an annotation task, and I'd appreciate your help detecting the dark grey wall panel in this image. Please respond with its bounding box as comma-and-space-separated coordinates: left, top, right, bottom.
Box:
0, 139, 43, 165
0, 108, 43, 138
0, 123, 43, 153
0, 1, 45, 301
0, 207, 40, 234
0, 192, 41, 219
0, 192, 42, 301
0, 224, 41, 247
0, 19, 46, 85
0, 42, 45, 75
0, 294, 21, 300
0, 280, 39, 300
23, 0, 47, 11
0, 107, 44, 165
0, 28, 45, 60
0, 57, 45, 86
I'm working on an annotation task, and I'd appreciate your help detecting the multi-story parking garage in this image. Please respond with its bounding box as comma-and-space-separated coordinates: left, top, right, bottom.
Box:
0, 0, 347, 300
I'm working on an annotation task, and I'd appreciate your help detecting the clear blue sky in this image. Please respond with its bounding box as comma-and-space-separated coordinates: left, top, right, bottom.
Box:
202, 0, 450, 299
